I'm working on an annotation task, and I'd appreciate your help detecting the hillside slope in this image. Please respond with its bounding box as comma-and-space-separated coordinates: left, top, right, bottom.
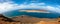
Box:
12, 15, 58, 24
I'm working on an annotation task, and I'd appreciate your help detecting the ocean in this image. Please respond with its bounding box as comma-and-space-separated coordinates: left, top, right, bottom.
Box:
3, 10, 59, 18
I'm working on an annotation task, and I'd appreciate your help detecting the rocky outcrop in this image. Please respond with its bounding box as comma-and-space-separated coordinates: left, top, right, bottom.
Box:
0, 14, 16, 22
0, 14, 21, 24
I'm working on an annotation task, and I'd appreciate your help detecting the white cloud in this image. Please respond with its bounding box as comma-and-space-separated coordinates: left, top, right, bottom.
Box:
0, 0, 46, 13
17, 3, 60, 13
46, 6, 60, 13
17, 3, 46, 9
0, 0, 60, 14
0, 0, 19, 13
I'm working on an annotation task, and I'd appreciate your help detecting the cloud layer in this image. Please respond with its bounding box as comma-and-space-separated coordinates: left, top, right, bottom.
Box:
0, 0, 60, 14
0, 0, 18, 13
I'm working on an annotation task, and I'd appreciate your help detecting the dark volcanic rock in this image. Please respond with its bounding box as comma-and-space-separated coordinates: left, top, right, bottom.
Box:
0, 14, 15, 22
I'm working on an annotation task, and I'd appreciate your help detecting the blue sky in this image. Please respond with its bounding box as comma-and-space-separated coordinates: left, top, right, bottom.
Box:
0, 0, 60, 14
12, 0, 60, 5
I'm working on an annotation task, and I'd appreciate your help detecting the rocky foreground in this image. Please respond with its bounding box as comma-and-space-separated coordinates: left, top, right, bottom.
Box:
0, 14, 20, 24
0, 14, 58, 24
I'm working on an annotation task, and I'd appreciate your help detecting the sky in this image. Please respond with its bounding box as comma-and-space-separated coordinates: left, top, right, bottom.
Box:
0, 0, 60, 14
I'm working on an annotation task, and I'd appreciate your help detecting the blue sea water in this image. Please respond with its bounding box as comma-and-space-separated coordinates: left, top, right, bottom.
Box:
3, 10, 59, 18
